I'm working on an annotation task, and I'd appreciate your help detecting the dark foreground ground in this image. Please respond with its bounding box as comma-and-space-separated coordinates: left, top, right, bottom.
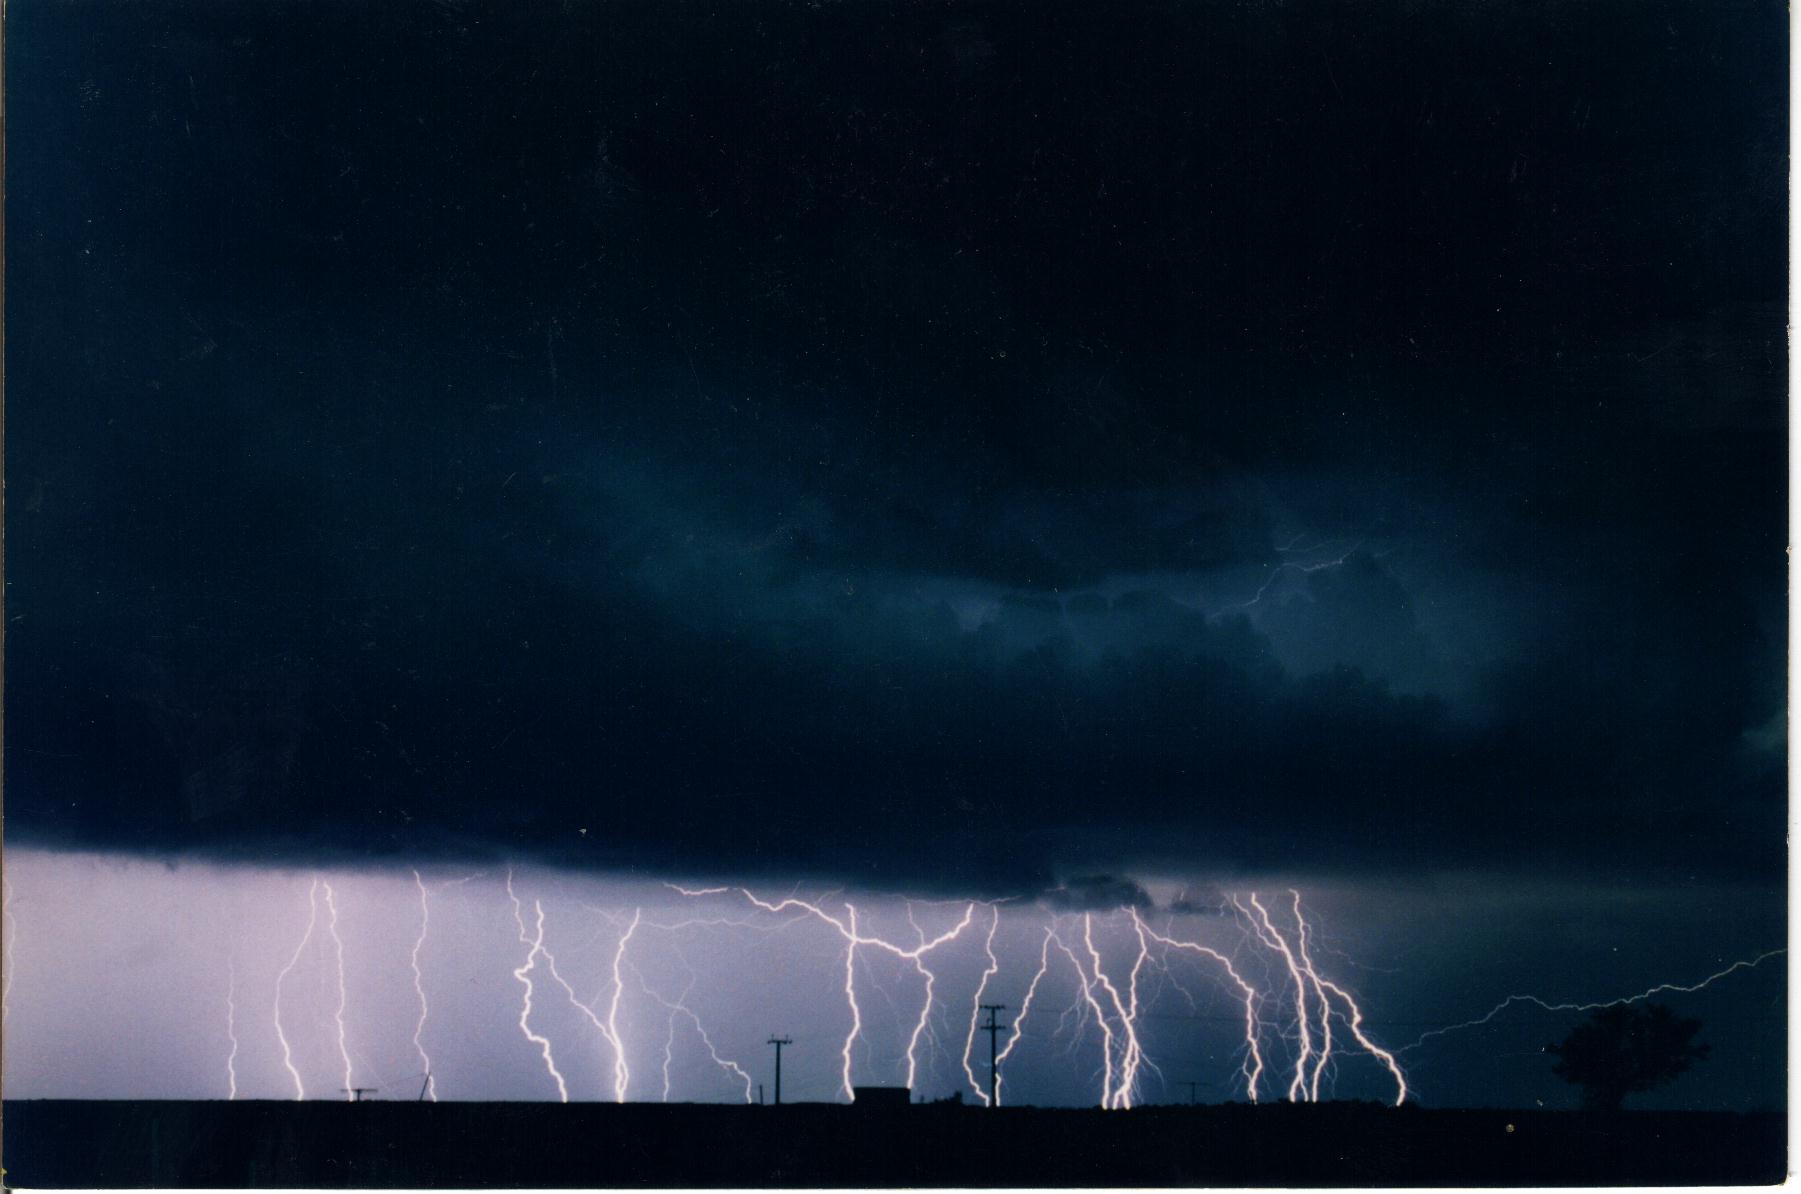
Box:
0, 1099, 1786, 1187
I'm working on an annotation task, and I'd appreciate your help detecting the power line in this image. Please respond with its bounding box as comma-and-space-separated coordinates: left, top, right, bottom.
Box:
767, 1036, 793, 1106
980, 1005, 1009, 1108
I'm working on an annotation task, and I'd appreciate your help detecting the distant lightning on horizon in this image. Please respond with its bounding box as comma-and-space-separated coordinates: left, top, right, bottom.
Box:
1399, 948, 1789, 1055
12, 862, 1775, 1109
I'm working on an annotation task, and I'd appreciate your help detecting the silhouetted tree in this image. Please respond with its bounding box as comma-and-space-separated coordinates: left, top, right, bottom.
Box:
1548, 1003, 1709, 1111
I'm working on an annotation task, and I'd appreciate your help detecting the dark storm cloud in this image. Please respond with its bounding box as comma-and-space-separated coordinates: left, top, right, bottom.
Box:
5, 0, 1784, 891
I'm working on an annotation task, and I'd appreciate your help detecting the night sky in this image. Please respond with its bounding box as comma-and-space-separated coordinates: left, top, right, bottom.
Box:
2, 0, 1787, 1112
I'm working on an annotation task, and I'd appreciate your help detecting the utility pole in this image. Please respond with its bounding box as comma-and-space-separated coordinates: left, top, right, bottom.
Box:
767, 1036, 793, 1106
979, 1005, 1009, 1107
340, 1087, 379, 1103
1179, 1081, 1201, 1106
418, 1073, 432, 1102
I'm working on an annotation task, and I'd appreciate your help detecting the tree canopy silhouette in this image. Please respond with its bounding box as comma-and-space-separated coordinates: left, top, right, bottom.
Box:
1548, 1003, 1709, 1111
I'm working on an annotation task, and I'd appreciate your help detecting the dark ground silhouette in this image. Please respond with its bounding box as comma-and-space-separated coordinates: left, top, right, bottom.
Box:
1, 1099, 1785, 1187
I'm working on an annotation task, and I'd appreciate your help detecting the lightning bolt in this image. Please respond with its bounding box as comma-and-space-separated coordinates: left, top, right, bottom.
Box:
1400, 948, 1789, 1054
1274, 890, 1406, 1106
503, 886, 674, 1104
902, 902, 976, 1092
680, 1007, 756, 1103
1049, 925, 1116, 1105
632, 964, 756, 1103
672, 887, 977, 1102
321, 880, 354, 1101
655, 995, 681, 1101
990, 925, 1055, 1107
1241, 893, 1315, 1102
225, 956, 240, 1100
1080, 912, 1152, 1108
1232, 538, 1368, 609
273, 878, 320, 1100
520, 921, 617, 1098
1292, 893, 1335, 1101
409, 870, 436, 1101
841, 903, 863, 1100
961, 906, 1003, 1104
1313, 973, 1408, 1107
505, 870, 569, 1102
1132, 910, 1265, 1104
605, 908, 642, 1103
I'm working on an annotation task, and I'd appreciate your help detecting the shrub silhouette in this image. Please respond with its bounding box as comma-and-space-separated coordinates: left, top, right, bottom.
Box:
1548, 1003, 1709, 1111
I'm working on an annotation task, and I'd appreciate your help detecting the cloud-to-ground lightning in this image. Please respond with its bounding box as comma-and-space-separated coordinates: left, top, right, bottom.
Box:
1284, 892, 1405, 1106
273, 878, 321, 1100
902, 902, 976, 1092
524, 904, 632, 1101
841, 904, 863, 1100
1082, 911, 1160, 1108
1400, 948, 1789, 1054
225, 956, 240, 1100
1046, 925, 1119, 1106
1242, 894, 1315, 1103
505, 870, 570, 1102
670, 886, 979, 1102
1132, 910, 1265, 1104
605, 909, 643, 1102
321, 880, 355, 1101
1292, 896, 1334, 1101
990, 925, 1055, 1107
1237, 892, 1407, 1106
961, 906, 1002, 1104
25, 860, 1751, 1110
410, 870, 436, 1101
632, 964, 756, 1103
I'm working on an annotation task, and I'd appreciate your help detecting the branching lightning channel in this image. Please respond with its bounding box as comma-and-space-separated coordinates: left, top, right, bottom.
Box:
671, 886, 978, 1103
410, 870, 436, 1101
506, 870, 570, 1102
961, 906, 1003, 1104
1231, 538, 1368, 610
902, 901, 975, 1091
1081, 912, 1151, 1108
321, 880, 355, 1101
525, 906, 628, 1101
1051, 924, 1117, 1106
632, 963, 757, 1103
990, 925, 1055, 1106
1241, 893, 1315, 1103
273, 878, 321, 1101
92, 865, 1748, 1108
1400, 948, 1789, 1055
1282, 893, 1404, 1109
1292, 894, 1335, 1102
1133, 910, 1265, 1104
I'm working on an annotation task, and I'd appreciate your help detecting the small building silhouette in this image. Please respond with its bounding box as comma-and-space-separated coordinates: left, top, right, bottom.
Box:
850, 1086, 911, 1109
